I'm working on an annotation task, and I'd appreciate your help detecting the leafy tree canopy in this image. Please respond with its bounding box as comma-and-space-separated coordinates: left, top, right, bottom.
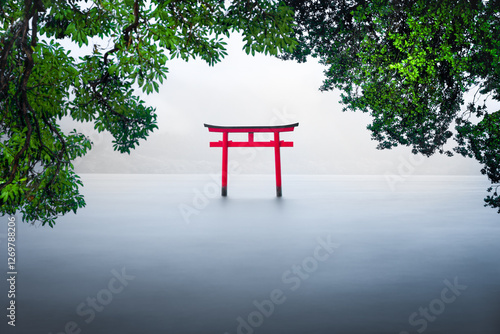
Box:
0, 0, 297, 226
282, 0, 500, 212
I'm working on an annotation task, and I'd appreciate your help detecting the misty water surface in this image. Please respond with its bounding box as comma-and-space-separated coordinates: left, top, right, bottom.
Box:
1, 174, 499, 334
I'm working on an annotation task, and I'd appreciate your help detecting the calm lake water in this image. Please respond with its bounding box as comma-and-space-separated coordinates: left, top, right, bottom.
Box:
1, 174, 499, 334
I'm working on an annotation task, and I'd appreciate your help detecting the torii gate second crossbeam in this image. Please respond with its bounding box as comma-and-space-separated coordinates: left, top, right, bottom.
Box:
204, 123, 299, 197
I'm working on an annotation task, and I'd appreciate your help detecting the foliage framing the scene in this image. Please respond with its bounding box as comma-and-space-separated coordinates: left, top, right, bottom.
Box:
0, 0, 297, 226
282, 0, 500, 212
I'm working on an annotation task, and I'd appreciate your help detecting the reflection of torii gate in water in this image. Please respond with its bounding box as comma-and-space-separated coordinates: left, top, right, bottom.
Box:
204, 123, 299, 197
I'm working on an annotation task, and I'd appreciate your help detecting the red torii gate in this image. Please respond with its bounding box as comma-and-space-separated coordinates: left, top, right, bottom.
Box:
204, 123, 299, 197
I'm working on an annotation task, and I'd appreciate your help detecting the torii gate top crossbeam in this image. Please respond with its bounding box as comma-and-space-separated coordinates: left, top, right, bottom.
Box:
204, 123, 299, 133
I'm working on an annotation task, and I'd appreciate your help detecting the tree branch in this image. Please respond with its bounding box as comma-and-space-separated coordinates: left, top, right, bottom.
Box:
103, 0, 141, 65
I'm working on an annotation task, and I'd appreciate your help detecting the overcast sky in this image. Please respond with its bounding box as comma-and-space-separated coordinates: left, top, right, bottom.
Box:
66, 34, 487, 176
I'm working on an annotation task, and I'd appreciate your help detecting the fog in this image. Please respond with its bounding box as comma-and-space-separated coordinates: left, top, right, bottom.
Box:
62, 34, 487, 176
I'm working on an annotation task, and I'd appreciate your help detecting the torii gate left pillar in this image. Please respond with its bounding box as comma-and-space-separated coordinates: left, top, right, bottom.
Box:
204, 123, 299, 197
